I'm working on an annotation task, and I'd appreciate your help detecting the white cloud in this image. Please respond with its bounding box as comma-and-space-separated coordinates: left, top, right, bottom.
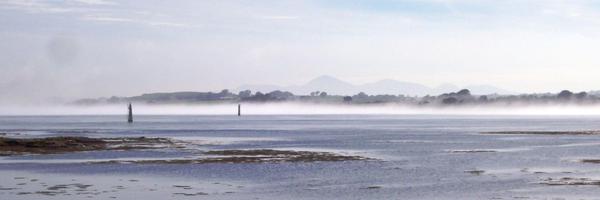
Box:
0, 0, 188, 28
82, 15, 134, 22
0, 0, 75, 13
82, 14, 189, 28
258, 15, 300, 20
72, 0, 116, 5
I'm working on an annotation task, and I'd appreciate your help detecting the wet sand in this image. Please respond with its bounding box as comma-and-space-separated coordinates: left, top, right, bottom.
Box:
0, 136, 373, 199
0, 136, 180, 156
0, 170, 245, 199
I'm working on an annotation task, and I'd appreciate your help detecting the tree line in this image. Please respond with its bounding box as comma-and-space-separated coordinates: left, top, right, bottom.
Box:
73, 89, 600, 106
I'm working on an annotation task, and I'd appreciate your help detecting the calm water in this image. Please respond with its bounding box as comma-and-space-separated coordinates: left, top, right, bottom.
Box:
2, 115, 600, 199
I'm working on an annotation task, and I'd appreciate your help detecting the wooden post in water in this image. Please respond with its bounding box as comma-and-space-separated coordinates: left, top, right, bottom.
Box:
128, 103, 133, 123
237, 104, 241, 116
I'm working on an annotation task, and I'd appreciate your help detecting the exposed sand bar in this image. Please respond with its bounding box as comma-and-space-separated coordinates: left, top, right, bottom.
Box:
0, 137, 371, 163
579, 159, 600, 164
92, 149, 370, 164
540, 177, 600, 186
0, 136, 180, 156
481, 131, 600, 135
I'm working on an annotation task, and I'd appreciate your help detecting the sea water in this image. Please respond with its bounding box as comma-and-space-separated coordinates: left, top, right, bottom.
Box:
2, 115, 600, 199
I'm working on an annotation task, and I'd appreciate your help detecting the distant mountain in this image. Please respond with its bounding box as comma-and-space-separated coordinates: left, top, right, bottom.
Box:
289, 75, 356, 95
464, 85, 515, 95
359, 79, 432, 96
237, 75, 513, 96
433, 83, 460, 94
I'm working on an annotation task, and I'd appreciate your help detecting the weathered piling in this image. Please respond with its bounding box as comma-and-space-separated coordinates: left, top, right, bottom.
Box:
128, 103, 133, 123
238, 104, 241, 116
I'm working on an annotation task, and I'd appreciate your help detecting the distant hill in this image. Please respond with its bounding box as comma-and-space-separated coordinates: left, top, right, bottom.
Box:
238, 75, 514, 96
288, 75, 357, 95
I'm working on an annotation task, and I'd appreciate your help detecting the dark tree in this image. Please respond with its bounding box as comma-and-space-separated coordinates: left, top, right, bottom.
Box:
575, 92, 588, 99
343, 96, 352, 102
267, 90, 294, 100
557, 90, 573, 99
478, 95, 488, 102
254, 92, 265, 99
457, 89, 471, 96
355, 92, 368, 99
220, 89, 231, 95
238, 90, 252, 98
442, 97, 458, 104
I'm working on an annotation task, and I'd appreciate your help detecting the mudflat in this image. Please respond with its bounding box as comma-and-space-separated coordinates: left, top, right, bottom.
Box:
0, 136, 177, 156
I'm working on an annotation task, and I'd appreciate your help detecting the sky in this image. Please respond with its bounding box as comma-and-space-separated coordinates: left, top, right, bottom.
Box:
2, 0, 600, 103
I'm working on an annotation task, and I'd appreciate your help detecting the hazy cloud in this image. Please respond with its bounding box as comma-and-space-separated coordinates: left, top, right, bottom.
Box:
46, 36, 80, 65
258, 15, 300, 20
3, 0, 600, 104
72, 0, 116, 6
81, 14, 189, 28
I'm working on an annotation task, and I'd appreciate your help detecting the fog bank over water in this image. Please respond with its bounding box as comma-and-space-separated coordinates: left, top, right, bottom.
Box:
4, 103, 600, 116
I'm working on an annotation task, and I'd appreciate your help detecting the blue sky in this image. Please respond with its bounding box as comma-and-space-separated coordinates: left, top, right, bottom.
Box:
2, 0, 600, 102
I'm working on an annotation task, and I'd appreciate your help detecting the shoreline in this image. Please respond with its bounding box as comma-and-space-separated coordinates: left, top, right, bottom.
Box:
0, 136, 371, 164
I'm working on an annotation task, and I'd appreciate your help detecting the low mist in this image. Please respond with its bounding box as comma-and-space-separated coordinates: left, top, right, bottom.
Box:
4, 103, 600, 116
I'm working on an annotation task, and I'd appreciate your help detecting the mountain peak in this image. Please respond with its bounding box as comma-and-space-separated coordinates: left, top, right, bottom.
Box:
239, 75, 512, 96
307, 75, 344, 84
